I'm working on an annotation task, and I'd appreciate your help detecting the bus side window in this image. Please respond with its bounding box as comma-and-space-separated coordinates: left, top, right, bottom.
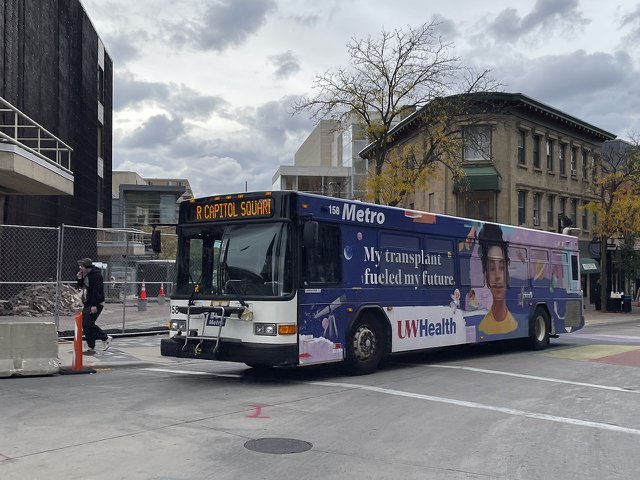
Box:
304, 223, 341, 285
508, 246, 529, 288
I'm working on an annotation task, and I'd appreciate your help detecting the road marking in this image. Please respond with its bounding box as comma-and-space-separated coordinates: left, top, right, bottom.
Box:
571, 333, 640, 343
309, 380, 640, 436
144, 367, 241, 378
424, 364, 637, 393
145, 367, 640, 436
544, 344, 640, 360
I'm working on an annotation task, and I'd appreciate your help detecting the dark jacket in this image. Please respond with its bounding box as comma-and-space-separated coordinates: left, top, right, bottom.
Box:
77, 266, 105, 307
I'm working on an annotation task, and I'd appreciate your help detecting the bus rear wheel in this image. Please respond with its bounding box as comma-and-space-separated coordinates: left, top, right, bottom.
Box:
527, 308, 550, 350
345, 316, 384, 375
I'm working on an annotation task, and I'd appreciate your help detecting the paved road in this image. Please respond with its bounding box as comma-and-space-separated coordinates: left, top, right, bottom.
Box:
2, 318, 640, 480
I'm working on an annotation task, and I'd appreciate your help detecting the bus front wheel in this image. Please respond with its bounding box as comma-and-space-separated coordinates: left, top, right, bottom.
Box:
345, 316, 384, 375
528, 308, 550, 350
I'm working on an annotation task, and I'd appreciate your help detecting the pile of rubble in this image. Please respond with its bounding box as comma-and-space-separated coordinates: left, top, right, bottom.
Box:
0, 284, 83, 317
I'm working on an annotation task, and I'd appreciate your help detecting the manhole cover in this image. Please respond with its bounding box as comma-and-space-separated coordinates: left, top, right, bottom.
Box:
244, 437, 312, 454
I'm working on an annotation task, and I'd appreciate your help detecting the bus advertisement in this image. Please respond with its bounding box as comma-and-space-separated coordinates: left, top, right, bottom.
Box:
161, 191, 583, 374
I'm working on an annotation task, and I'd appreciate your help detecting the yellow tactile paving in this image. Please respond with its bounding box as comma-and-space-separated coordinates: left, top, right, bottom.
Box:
543, 345, 640, 361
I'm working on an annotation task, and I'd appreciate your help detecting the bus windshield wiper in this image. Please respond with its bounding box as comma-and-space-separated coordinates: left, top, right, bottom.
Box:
224, 279, 248, 307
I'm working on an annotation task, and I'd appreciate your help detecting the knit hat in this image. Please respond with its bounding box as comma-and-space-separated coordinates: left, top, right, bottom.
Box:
78, 258, 93, 268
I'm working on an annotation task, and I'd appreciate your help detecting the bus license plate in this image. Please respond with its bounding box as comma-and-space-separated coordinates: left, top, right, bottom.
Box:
206, 314, 226, 327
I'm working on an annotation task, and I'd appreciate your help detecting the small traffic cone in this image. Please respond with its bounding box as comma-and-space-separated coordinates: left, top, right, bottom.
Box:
138, 279, 147, 311
158, 282, 165, 304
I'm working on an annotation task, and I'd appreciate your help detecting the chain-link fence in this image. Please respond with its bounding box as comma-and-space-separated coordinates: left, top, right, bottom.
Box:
0, 224, 176, 332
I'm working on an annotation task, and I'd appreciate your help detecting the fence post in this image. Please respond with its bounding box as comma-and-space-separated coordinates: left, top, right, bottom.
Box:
54, 224, 64, 331
122, 232, 129, 333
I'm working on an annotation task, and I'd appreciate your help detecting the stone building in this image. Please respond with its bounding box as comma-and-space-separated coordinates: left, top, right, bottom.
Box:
360, 93, 616, 237
359, 92, 617, 304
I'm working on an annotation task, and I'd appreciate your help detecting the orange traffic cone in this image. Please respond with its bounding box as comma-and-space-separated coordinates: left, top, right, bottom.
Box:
138, 279, 148, 311
158, 282, 166, 304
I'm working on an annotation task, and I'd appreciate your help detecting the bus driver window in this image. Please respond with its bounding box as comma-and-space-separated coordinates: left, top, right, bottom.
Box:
304, 223, 340, 285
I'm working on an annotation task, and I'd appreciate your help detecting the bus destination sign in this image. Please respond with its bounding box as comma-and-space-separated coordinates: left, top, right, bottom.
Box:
189, 197, 273, 222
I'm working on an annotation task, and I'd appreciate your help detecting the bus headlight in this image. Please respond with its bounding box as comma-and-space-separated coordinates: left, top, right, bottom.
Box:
170, 320, 186, 332
254, 323, 277, 336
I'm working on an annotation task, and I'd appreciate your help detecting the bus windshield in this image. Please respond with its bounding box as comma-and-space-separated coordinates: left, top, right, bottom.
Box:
175, 222, 293, 299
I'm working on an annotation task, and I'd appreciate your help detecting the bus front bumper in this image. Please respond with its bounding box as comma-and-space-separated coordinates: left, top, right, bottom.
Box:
160, 336, 298, 367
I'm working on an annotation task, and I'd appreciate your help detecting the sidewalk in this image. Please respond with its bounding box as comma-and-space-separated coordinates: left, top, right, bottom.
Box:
0, 299, 171, 335
51, 301, 640, 372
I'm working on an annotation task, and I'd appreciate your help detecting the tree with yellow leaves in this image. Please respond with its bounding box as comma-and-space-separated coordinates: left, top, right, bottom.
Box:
586, 136, 640, 309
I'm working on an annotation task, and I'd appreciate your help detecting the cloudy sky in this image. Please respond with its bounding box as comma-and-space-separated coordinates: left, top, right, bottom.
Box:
81, 0, 640, 198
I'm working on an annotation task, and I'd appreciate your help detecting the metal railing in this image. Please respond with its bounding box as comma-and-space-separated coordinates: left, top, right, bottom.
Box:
0, 96, 73, 173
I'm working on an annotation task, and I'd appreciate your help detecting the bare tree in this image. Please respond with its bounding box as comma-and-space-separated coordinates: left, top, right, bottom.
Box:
293, 20, 499, 204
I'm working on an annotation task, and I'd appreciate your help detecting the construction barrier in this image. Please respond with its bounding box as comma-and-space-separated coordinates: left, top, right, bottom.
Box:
0, 322, 60, 377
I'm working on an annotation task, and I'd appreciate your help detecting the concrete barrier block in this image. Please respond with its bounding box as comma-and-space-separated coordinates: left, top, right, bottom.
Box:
0, 322, 60, 377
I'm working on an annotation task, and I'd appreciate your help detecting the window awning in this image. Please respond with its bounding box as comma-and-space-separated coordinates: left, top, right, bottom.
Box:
579, 256, 600, 274
453, 165, 501, 193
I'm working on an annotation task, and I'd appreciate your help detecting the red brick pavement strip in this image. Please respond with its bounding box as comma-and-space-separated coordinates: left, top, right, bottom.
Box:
593, 348, 640, 367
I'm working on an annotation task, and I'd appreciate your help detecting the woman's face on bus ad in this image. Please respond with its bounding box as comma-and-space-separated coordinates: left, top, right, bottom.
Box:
486, 245, 506, 301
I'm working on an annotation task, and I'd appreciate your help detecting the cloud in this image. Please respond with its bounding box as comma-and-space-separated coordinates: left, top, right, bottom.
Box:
100, 29, 149, 64
488, 0, 590, 43
120, 114, 187, 148
114, 73, 228, 119
165, 0, 277, 51
237, 95, 313, 147
490, 50, 640, 136
113, 95, 315, 197
270, 50, 301, 79
621, 4, 640, 43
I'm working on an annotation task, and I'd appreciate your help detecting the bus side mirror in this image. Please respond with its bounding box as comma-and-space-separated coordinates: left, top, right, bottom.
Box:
303, 221, 319, 249
151, 228, 161, 254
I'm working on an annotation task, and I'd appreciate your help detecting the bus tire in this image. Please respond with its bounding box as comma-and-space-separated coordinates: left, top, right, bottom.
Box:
527, 308, 550, 350
345, 315, 385, 375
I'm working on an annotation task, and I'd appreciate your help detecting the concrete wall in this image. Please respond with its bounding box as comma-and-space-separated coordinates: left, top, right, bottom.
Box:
0, 322, 59, 377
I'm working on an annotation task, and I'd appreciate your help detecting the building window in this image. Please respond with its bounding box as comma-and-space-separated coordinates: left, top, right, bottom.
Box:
97, 125, 105, 159
559, 144, 566, 175
560, 197, 567, 217
582, 202, 588, 230
517, 131, 526, 165
463, 125, 491, 161
97, 177, 104, 213
571, 198, 578, 226
546, 139, 554, 171
97, 67, 105, 104
518, 191, 527, 225
533, 193, 541, 226
571, 147, 578, 175
582, 151, 588, 180
533, 135, 541, 169
547, 195, 554, 228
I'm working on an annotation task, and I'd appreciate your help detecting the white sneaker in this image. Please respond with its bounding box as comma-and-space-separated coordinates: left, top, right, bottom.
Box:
83, 348, 96, 355
103, 336, 113, 351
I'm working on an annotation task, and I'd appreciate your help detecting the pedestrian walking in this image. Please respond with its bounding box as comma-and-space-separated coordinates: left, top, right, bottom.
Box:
77, 258, 112, 354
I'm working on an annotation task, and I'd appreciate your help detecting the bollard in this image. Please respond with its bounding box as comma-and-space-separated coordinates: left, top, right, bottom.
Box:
158, 282, 165, 305
138, 279, 147, 311
59, 311, 95, 375
73, 311, 83, 370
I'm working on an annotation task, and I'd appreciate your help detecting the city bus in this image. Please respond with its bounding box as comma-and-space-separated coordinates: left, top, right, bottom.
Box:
160, 191, 584, 374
